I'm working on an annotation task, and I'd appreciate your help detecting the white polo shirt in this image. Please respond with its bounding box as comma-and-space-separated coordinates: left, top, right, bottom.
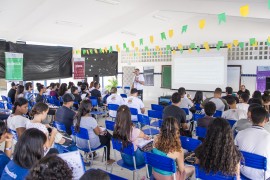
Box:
125, 96, 144, 121
221, 109, 247, 120
107, 94, 125, 117
235, 126, 270, 180
133, 74, 145, 90
179, 97, 193, 120
236, 103, 249, 114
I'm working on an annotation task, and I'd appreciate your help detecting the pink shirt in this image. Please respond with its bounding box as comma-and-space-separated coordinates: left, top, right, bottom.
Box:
130, 127, 141, 151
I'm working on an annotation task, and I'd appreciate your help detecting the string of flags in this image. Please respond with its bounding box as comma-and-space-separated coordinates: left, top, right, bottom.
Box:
74, 3, 270, 56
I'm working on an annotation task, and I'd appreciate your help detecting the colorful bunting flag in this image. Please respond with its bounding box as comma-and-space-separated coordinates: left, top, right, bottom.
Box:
123, 43, 127, 49
178, 44, 183, 50
82, 49, 86, 55
172, 50, 176, 55
188, 48, 192, 53
190, 43, 195, 49
159, 51, 162, 55
233, 40, 239, 47
153, 52, 157, 56
135, 47, 139, 52
145, 46, 149, 51
227, 43, 232, 49
90, 49, 93, 54
139, 38, 143, 45
126, 48, 129, 52
197, 46, 200, 53
199, 19, 206, 29
109, 46, 113, 53
150, 36, 154, 44
203, 42, 210, 51
147, 52, 151, 56
217, 41, 223, 50
161, 32, 166, 40
76, 50, 80, 54
268, 36, 270, 43
94, 49, 98, 54
166, 45, 171, 50
239, 42, 244, 49
180, 49, 183, 54
131, 41, 135, 48
218, 13, 226, 24
99, 48, 103, 53
249, 38, 256, 46
240, 5, 249, 17
182, 25, 188, 33
155, 46, 160, 51
168, 29, 174, 38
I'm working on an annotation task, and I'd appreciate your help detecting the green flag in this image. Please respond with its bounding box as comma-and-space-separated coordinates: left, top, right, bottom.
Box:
197, 46, 200, 53
249, 38, 256, 46
145, 46, 149, 51
123, 43, 127, 49
126, 48, 129, 52
217, 41, 223, 50
166, 45, 171, 50
82, 49, 86, 55
140, 38, 143, 45
166, 50, 169, 55
90, 49, 93, 54
134, 53, 136, 57
218, 13, 226, 24
161, 32, 166, 40
109, 46, 113, 53
180, 49, 183, 54
153, 52, 157, 56
190, 43, 195, 49
99, 48, 103, 53
181, 25, 188, 33
267, 40, 270, 46
239, 42, 244, 49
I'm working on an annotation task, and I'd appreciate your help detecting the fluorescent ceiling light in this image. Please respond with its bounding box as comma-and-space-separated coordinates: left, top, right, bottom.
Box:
55, 20, 83, 28
121, 31, 136, 36
153, 14, 169, 21
96, 0, 120, 5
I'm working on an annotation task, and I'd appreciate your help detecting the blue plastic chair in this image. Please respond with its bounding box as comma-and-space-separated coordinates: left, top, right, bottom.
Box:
195, 164, 237, 180
180, 136, 202, 152
213, 110, 222, 117
9, 129, 18, 141
193, 114, 205, 121
54, 99, 61, 107
7, 103, 13, 110
151, 104, 164, 112
124, 86, 130, 90
47, 97, 54, 104
240, 151, 267, 180
137, 114, 159, 136
1, 95, 8, 102
148, 110, 163, 128
196, 127, 207, 139
71, 126, 107, 169
54, 121, 67, 133
0, 102, 5, 109
116, 86, 122, 89
108, 104, 119, 120
90, 98, 98, 107
120, 94, 127, 98
129, 107, 139, 123
90, 98, 105, 118
158, 119, 164, 128
227, 119, 237, 128
97, 168, 128, 180
144, 152, 177, 180
195, 103, 202, 111
181, 108, 189, 115
105, 120, 115, 131
111, 138, 145, 180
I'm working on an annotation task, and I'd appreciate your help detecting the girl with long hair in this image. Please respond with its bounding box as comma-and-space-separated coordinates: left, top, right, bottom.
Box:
192, 91, 203, 104
7, 97, 29, 138
248, 90, 262, 104
74, 99, 114, 164
1, 128, 47, 180
153, 117, 194, 180
195, 118, 241, 179
113, 105, 150, 167
59, 83, 68, 97
262, 91, 270, 113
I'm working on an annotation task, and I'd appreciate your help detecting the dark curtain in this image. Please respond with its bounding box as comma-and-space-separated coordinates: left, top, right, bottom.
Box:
0, 41, 8, 78
8, 42, 72, 81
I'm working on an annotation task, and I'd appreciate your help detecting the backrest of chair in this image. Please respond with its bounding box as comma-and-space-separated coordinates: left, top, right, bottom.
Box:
195, 103, 202, 110
105, 120, 115, 131
129, 107, 138, 115
0, 102, 5, 109
194, 114, 205, 121
71, 126, 89, 140
196, 127, 207, 138
9, 129, 18, 141
181, 108, 189, 115
47, 97, 54, 104
54, 99, 61, 106
144, 152, 176, 173
180, 136, 202, 152
195, 164, 237, 180
89, 96, 98, 100
213, 110, 222, 117
1, 95, 8, 101
151, 104, 164, 112
7, 103, 13, 110
148, 110, 162, 119
241, 151, 267, 171
227, 119, 237, 127
54, 121, 67, 132
112, 138, 135, 156
124, 86, 130, 90
90, 98, 98, 107
137, 114, 150, 125
108, 104, 119, 111
120, 94, 127, 98
158, 120, 164, 128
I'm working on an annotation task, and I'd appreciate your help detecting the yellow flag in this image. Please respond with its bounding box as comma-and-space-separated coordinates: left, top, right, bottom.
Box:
150, 36, 154, 44
178, 44, 183, 49
72, 50, 76, 54
147, 52, 151, 56
159, 51, 162, 55
129, 52, 133, 57
135, 47, 139, 52
203, 42, 210, 51
268, 36, 270, 42
233, 40, 239, 47
138, 52, 141, 56
188, 48, 192, 53
227, 43, 232, 49
104, 47, 107, 53
94, 49, 98, 54
199, 19, 206, 29
240, 5, 249, 17
155, 46, 160, 51
116, 44, 119, 50
131, 41, 135, 48
253, 41, 258, 47
172, 50, 176, 54
168, 29, 174, 38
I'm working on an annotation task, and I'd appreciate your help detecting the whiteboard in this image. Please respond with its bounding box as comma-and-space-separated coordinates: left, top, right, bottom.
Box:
227, 65, 241, 92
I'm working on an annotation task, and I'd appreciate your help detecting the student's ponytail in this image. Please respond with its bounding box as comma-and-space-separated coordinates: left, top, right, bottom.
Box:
13, 97, 28, 114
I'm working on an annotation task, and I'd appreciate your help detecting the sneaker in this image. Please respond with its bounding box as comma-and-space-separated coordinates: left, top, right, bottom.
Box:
106, 159, 115, 165
89, 152, 99, 159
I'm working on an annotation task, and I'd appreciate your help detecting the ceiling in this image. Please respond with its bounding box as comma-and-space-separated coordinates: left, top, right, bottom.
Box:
0, 0, 269, 48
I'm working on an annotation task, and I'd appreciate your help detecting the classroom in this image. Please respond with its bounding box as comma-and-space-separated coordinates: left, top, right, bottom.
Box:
0, 0, 270, 179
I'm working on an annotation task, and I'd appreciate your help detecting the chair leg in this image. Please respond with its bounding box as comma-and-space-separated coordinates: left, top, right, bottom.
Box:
133, 171, 135, 180
104, 146, 107, 170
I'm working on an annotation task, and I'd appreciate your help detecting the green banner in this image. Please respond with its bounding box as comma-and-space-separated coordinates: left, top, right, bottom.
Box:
5, 52, 23, 80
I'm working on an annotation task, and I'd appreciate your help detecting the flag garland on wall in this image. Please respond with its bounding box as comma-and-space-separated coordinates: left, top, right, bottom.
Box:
73, 3, 270, 55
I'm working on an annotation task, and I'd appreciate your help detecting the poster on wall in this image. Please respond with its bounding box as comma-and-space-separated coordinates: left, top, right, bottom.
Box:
143, 66, 154, 86
73, 58, 85, 79
256, 66, 270, 92
5, 52, 23, 80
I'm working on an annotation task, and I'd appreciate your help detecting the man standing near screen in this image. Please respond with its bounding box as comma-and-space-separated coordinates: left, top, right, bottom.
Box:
132, 68, 145, 100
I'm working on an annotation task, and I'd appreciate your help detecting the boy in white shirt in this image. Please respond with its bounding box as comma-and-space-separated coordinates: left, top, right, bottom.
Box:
106, 87, 125, 118
178, 87, 193, 120
235, 107, 270, 180
222, 96, 247, 120
236, 93, 250, 114
125, 88, 145, 121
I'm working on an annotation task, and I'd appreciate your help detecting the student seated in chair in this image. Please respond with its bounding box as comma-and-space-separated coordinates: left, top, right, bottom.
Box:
222, 96, 246, 120
235, 107, 270, 180
236, 93, 249, 114
90, 82, 102, 106
125, 88, 145, 121
222, 86, 239, 103
201, 88, 228, 112
197, 101, 216, 129
153, 117, 194, 180
36, 84, 46, 103
7, 97, 29, 138
106, 87, 124, 117
178, 87, 193, 121
195, 118, 241, 180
